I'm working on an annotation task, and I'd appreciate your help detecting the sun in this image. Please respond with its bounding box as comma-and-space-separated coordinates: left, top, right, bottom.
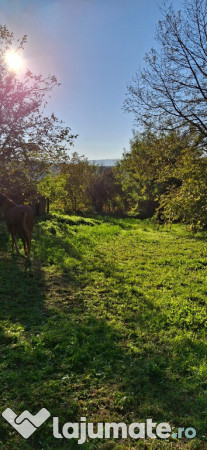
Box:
5, 50, 23, 72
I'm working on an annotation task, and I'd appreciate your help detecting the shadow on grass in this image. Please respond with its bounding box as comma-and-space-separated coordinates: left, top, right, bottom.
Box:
0, 253, 46, 329
0, 219, 205, 448
33, 231, 82, 265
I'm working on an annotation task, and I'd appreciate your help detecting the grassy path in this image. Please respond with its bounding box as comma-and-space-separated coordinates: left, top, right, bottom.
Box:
0, 215, 207, 448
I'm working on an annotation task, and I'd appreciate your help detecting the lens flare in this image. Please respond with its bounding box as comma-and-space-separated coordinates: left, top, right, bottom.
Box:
5, 50, 23, 72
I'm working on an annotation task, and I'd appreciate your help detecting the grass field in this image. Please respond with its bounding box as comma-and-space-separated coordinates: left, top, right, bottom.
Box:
0, 213, 207, 449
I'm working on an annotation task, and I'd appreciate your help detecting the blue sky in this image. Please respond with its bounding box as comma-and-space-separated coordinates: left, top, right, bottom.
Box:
0, 0, 182, 159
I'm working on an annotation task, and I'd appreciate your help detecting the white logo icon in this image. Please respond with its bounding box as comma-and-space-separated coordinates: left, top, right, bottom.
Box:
2, 408, 50, 439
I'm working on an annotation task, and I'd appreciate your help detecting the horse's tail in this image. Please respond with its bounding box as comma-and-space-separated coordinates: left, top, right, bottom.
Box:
22, 211, 28, 234
22, 208, 34, 235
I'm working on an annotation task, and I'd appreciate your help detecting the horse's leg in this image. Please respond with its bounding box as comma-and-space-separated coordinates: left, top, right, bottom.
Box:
22, 238, 27, 256
13, 235, 20, 255
25, 232, 31, 258
11, 235, 15, 253
19, 232, 28, 257
20, 232, 29, 258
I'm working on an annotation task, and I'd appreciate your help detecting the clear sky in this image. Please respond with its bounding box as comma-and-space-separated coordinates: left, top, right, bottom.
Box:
0, 0, 182, 160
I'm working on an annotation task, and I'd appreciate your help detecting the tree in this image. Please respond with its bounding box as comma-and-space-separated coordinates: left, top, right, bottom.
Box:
117, 130, 194, 218
37, 172, 66, 211
38, 158, 123, 214
0, 25, 77, 197
158, 143, 207, 229
61, 152, 93, 212
117, 133, 160, 216
87, 166, 123, 213
125, 0, 207, 141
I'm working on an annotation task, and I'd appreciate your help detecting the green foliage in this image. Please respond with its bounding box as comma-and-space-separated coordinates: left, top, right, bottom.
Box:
158, 149, 207, 230
117, 131, 184, 217
38, 154, 123, 215
117, 130, 207, 229
61, 152, 94, 212
87, 166, 123, 213
37, 172, 66, 210
0, 214, 206, 448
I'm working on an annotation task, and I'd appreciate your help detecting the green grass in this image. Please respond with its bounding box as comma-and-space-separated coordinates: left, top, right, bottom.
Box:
0, 213, 207, 448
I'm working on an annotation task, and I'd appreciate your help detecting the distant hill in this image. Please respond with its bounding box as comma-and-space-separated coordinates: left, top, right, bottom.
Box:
89, 159, 118, 167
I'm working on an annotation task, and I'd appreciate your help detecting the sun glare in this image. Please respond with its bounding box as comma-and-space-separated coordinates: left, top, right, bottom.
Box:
5, 50, 23, 72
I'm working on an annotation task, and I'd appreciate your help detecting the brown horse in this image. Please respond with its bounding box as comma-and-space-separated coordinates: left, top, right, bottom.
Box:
0, 194, 34, 258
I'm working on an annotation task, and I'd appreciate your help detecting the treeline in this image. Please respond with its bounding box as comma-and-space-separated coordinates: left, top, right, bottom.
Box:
2, 129, 207, 230
37, 152, 125, 215
35, 128, 207, 230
